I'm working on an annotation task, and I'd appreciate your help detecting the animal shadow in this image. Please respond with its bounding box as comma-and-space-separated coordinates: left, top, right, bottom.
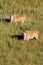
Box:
0, 18, 10, 23
4, 18, 11, 23
11, 34, 24, 40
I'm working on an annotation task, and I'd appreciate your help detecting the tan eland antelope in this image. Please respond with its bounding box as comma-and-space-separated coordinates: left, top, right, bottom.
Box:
23, 30, 39, 41
10, 14, 26, 23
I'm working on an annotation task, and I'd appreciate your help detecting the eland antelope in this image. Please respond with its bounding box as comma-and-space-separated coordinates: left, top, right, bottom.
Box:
10, 14, 26, 23
23, 30, 39, 41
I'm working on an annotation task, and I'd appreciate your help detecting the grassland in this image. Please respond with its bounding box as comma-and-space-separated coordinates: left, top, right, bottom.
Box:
0, 0, 43, 65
